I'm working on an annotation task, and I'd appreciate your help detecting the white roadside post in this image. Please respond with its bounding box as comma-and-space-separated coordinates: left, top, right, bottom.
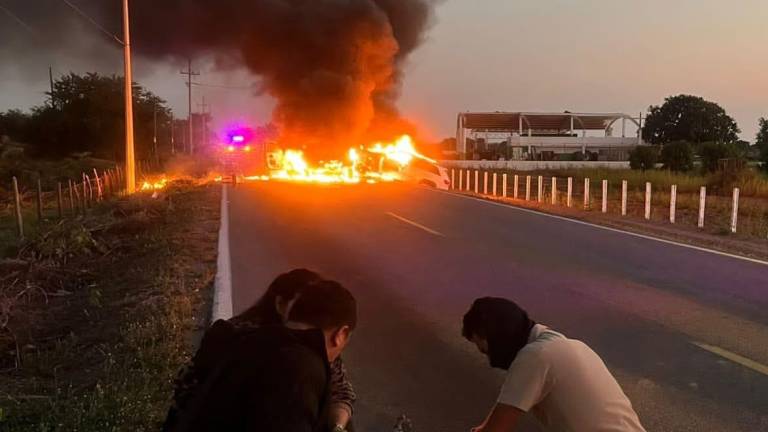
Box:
514, 175, 519, 199
621, 180, 628, 216
458, 169, 463, 190
601, 180, 608, 213
537, 176, 543, 203
566, 177, 573, 208
584, 178, 590, 210
502, 174, 508, 197
526, 176, 531, 201
466, 170, 471, 191
731, 188, 740, 233
670, 185, 677, 224
451, 169, 455, 190
474, 170, 479, 194
492, 173, 498, 196
698, 186, 707, 228
551, 177, 557, 205
483, 171, 489, 195
644, 182, 652, 220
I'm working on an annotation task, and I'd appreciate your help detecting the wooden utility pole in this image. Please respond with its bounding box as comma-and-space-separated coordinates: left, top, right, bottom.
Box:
198, 97, 210, 150
123, 0, 136, 193
180, 59, 200, 154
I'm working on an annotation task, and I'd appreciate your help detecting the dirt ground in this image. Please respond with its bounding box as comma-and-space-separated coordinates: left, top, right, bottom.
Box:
0, 182, 219, 431
459, 191, 768, 262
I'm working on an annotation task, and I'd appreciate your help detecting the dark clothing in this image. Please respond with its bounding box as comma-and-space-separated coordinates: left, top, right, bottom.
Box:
463, 297, 536, 370
164, 320, 331, 432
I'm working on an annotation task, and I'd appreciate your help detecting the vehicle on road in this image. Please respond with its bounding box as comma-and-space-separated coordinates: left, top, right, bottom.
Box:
400, 158, 451, 190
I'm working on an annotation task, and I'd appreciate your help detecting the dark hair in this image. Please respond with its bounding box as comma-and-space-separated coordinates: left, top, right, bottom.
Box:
288, 279, 357, 331
462, 297, 535, 370
236, 269, 322, 326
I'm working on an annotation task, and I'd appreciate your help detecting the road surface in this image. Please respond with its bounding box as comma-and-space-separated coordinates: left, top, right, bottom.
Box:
226, 181, 768, 432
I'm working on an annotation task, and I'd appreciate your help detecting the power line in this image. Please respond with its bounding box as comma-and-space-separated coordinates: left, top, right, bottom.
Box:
192, 82, 254, 91
59, 0, 123, 46
0, 3, 35, 34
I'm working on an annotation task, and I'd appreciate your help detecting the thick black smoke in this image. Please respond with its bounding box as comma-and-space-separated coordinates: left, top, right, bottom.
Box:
1, 0, 436, 156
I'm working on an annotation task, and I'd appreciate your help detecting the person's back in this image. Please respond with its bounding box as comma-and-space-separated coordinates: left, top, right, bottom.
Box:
501, 326, 645, 432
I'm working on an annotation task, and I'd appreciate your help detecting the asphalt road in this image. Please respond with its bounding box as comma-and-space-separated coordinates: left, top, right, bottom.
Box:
226, 181, 768, 432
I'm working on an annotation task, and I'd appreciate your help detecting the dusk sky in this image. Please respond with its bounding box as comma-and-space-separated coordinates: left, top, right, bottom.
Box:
1, 0, 766, 142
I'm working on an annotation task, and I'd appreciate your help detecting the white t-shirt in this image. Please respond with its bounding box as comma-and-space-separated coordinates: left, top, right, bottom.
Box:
498, 325, 646, 432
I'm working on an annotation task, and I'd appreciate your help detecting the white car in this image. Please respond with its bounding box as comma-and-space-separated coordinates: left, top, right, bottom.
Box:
402, 158, 451, 190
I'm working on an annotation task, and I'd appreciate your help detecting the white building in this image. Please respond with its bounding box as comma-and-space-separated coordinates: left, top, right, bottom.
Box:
456, 112, 645, 160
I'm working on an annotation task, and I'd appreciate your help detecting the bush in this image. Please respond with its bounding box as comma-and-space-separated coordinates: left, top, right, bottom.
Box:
629, 146, 658, 171
660, 141, 694, 172
699, 142, 741, 173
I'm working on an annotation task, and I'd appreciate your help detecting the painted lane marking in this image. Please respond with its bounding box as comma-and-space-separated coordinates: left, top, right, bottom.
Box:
429, 189, 768, 267
386, 212, 445, 237
692, 342, 768, 376
212, 184, 234, 321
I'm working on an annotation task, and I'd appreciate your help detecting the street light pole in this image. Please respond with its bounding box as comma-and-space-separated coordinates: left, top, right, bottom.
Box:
123, 0, 136, 193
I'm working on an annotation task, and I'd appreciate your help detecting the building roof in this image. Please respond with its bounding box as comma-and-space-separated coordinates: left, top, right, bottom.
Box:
459, 112, 636, 132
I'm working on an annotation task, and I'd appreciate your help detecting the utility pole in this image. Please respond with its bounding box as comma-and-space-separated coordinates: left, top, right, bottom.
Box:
123, 0, 136, 194
170, 112, 175, 155
180, 59, 199, 155
49, 67, 56, 108
198, 97, 210, 150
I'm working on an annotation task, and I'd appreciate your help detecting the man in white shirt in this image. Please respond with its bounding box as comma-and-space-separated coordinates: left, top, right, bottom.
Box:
462, 297, 646, 432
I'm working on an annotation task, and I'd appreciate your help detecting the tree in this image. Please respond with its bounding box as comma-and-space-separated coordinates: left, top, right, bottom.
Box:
757, 117, 768, 171
699, 141, 741, 173
629, 146, 658, 171
660, 141, 694, 172
642, 95, 740, 145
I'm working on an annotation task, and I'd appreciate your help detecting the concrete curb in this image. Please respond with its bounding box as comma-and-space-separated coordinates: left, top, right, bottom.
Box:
212, 184, 234, 322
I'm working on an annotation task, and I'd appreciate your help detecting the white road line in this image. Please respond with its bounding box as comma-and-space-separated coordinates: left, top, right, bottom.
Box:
430, 189, 768, 267
692, 342, 768, 376
212, 184, 234, 321
386, 212, 445, 237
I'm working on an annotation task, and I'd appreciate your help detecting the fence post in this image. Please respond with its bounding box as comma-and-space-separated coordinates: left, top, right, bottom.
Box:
551, 177, 557, 205
621, 180, 628, 216
93, 168, 103, 201
82, 174, 89, 209
492, 173, 498, 196
537, 176, 543, 203
502, 174, 508, 197
567, 177, 573, 208
698, 187, 706, 228
513, 175, 519, 199
68, 179, 75, 215
451, 169, 455, 190
73, 183, 82, 215
36, 177, 44, 221
483, 171, 488, 195
57, 182, 64, 219
458, 169, 463, 190
525, 176, 531, 201
474, 170, 479, 194
731, 188, 740, 233
584, 178, 590, 210
644, 182, 652, 220
12, 177, 24, 238
601, 180, 608, 213
669, 185, 677, 224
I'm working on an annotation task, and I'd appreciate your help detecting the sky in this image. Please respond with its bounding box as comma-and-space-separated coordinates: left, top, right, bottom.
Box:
1, 0, 766, 142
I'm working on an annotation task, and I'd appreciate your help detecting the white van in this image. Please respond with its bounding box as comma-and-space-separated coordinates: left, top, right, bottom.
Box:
401, 158, 451, 190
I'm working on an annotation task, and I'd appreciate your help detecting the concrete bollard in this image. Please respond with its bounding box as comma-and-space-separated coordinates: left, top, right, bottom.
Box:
698, 187, 706, 228
551, 177, 557, 205
451, 169, 455, 190
458, 169, 463, 191
584, 178, 591, 210
492, 173, 498, 196
621, 180, 628, 216
537, 176, 543, 203
483, 171, 488, 195
514, 175, 519, 199
525, 176, 531, 201
644, 182, 652, 220
731, 188, 740, 233
567, 177, 573, 208
601, 180, 608, 213
475, 171, 479, 194
502, 174, 508, 197
466, 170, 471, 191
670, 185, 677, 224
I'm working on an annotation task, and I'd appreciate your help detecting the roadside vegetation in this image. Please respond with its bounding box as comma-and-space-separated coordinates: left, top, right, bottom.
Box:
0, 182, 219, 431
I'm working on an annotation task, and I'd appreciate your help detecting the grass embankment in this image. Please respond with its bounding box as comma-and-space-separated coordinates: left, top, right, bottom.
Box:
0, 181, 219, 430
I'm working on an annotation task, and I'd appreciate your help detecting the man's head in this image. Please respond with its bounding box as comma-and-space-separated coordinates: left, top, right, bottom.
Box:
239, 269, 323, 325
287, 279, 357, 362
462, 297, 536, 370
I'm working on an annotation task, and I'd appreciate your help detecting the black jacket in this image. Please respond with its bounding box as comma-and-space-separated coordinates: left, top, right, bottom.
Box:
165, 320, 331, 432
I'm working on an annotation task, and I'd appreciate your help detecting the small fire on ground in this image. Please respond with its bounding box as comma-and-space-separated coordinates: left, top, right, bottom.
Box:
141, 178, 168, 191
257, 135, 434, 185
